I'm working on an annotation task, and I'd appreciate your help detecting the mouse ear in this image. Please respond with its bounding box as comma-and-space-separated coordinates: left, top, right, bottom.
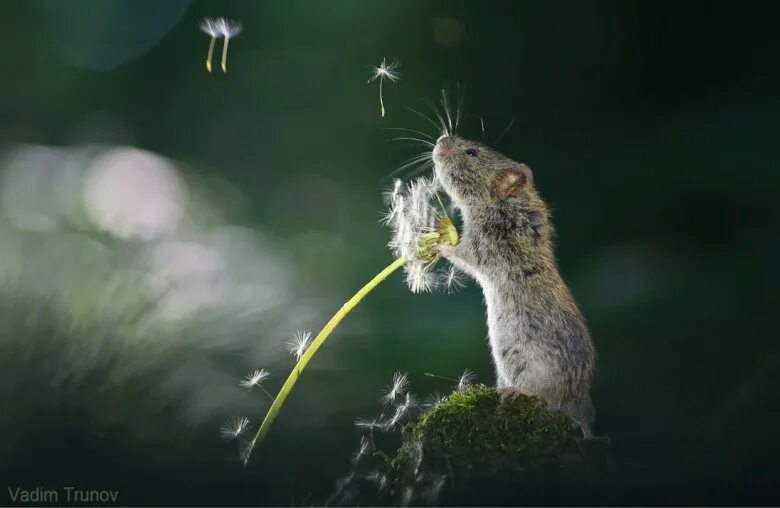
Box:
493, 164, 533, 200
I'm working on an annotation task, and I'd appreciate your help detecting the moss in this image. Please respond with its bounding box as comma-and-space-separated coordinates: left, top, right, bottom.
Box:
385, 385, 613, 505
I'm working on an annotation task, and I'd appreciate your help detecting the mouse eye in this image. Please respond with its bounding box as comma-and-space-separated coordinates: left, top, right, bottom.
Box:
465, 148, 478, 157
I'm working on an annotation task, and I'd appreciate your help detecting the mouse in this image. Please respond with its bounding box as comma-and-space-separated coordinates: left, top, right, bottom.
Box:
432, 133, 596, 437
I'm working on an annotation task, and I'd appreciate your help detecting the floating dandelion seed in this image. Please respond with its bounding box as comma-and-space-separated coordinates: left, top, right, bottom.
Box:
385, 392, 416, 430
216, 18, 242, 73
382, 371, 409, 404
368, 58, 400, 117
422, 392, 445, 411
199, 18, 219, 73
443, 265, 467, 293
457, 369, 477, 391
355, 413, 386, 430
401, 486, 414, 507
367, 471, 389, 491
352, 435, 371, 464
286, 330, 312, 361
240, 369, 270, 390
219, 416, 251, 440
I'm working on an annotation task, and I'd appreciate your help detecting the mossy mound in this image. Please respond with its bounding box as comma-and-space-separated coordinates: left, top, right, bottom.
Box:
386, 385, 613, 505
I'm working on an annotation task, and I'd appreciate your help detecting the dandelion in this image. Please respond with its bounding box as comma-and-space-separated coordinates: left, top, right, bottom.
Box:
216, 18, 242, 73
286, 331, 312, 361
381, 371, 409, 405
219, 416, 251, 440
351, 435, 371, 464
457, 368, 477, 391
386, 176, 459, 293
368, 58, 401, 117
241, 176, 458, 466
199, 18, 219, 73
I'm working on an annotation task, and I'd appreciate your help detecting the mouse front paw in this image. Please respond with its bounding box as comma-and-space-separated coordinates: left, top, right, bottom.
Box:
435, 242, 456, 259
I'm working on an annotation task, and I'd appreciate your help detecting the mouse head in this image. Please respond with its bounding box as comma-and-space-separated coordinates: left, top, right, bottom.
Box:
433, 134, 534, 209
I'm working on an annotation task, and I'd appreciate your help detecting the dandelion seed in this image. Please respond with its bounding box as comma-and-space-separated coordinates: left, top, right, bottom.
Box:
240, 368, 270, 390
367, 471, 389, 491
421, 473, 447, 504
457, 368, 476, 391
216, 18, 242, 73
422, 392, 445, 411
199, 18, 219, 73
286, 330, 312, 361
381, 371, 409, 404
367, 58, 401, 117
443, 265, 466, 293
410, 440, 424, 475
385, 392, 416, 430
351, 435, 371, 464
401, 486, 414, 507
355, 413, 386, 430
219, 416, 251, 440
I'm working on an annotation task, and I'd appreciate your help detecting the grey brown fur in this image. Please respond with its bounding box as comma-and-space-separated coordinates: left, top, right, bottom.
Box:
433, 134, 596, 436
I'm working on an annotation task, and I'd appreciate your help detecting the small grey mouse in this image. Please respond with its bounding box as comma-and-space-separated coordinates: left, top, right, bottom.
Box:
433, 134, 596, 436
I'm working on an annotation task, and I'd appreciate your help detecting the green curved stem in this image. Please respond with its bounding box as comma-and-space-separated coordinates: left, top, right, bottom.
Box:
242, 256, 407, 466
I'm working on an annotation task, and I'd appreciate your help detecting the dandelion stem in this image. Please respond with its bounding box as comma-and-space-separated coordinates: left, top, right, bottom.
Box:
242, 256, 407, 466
206, 36, 215, 73
221, 37, 230, 73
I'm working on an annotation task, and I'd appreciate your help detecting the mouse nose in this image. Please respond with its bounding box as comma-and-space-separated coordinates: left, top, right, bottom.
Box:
434, 135, 456, 159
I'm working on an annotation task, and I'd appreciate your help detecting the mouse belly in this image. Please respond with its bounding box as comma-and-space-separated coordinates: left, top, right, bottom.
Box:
482, 287, 593, 413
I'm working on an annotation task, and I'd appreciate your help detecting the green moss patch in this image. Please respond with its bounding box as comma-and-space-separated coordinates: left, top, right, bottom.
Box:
386, 385, 613, 505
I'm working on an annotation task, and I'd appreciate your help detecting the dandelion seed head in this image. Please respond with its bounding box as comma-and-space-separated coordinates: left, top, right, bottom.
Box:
199, 17, 219, 37
383, 176, 459, 293
239, 368, 270, 390
216, 17, 242, 38
219, 416, 251, 440
381, 371, 409, 405
286, 330, 312, 361
368, 58, 401, 83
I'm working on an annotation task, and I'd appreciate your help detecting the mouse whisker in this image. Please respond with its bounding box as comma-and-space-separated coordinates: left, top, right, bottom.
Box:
493, 116, 516, 146
453, 83, 465, 132
404, 106, 443, 135
382, 152, 433, 183
439, 89, 454, 135
423, 98, 450, 137
382, 127, 435, 141
387, 137, 435, 148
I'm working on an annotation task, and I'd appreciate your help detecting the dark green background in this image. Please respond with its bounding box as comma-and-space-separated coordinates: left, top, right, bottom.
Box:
1, 0, 779, 505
